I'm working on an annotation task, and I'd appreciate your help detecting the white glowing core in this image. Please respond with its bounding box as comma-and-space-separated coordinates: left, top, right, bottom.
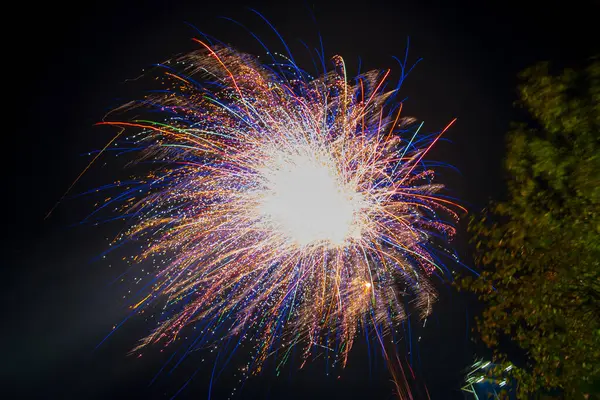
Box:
259, 152, 365, 247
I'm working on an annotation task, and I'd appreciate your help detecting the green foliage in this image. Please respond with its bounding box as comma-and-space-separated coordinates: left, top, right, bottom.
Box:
459, 59, 600, 398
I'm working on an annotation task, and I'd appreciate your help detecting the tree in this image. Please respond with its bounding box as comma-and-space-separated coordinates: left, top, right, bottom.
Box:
460, 59, 600, 398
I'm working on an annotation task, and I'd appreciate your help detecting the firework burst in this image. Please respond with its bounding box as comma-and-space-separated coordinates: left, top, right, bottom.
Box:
91, 34, 463, 382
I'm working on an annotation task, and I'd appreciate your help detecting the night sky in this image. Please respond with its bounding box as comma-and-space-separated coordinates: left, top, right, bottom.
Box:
5, 1, 599, 399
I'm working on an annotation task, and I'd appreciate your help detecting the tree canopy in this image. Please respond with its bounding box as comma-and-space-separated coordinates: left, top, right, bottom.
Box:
461, 59, 600, 398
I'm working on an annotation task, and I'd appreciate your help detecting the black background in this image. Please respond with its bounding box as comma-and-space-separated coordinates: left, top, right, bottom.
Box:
5, 0, 599, 398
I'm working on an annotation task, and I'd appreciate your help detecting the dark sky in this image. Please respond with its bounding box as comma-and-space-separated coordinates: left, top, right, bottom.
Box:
5, 1, 599, 399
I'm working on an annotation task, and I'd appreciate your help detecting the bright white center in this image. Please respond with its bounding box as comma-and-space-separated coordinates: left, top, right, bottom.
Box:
259, 152, 364, 247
